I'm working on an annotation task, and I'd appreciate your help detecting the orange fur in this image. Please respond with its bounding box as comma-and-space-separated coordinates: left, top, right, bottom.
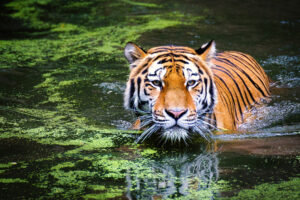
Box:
124, 42, 270, 133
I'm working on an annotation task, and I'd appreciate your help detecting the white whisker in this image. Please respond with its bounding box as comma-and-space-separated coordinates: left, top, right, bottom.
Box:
192, 126, 209, 141
197, 119, 217, 130
139, 115, 152, 120
135, 125, 161, 143
139, 119, 153, 128
161, 127, 189, 144
198, 115, 216, 123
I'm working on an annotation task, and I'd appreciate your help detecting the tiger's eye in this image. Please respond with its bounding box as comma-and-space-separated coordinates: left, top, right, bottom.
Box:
187, 80, 196, 86
152, 80, 162, 87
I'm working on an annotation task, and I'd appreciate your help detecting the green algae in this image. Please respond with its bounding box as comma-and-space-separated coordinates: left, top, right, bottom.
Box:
0, 178, 28, 183
83, 185, 124, 200
140, 148, 158, 156
0, 1, 206, 198
222, 178, 300, 200
168, 180, 230, 200
1, 0, 299, 199
0, 13, 191, 67
50, 162, 76, 171
121, 0, 161, 8
0, 163, 16, 169
1, 0, 200, 68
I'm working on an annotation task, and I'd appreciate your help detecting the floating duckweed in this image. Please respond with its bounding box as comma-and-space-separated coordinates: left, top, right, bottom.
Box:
84, 185, 124, 199
140, 148, 158, 156
0, 178, 28, 183
0, 163, 16, 169
2, 0, 298, 199
121, 0, 161, 8
221, 178, 300, 200
51, 162, 76, 171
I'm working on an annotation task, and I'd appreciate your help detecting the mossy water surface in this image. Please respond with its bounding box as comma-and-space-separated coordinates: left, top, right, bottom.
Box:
0, 0, 300, 199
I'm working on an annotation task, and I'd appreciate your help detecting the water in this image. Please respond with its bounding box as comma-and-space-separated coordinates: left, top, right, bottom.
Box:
0, 0, 299, 199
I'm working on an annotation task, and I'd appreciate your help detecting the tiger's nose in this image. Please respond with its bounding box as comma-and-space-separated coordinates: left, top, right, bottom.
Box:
165, 108, 188, 119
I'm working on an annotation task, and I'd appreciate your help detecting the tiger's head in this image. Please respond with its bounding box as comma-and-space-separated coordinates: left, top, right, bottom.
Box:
124, 41, 217, 143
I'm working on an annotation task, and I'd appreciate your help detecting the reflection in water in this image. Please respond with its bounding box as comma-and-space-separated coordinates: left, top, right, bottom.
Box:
126, 152, 219, 199
216, 135, 300, 155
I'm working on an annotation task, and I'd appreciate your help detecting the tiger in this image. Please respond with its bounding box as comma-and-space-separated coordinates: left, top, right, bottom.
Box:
123, 40, 270, 143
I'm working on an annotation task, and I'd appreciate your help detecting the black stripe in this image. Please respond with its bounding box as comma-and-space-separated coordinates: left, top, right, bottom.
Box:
151, 54, 171, 62
134, 60, 150, 76
238, 53, 264, 75
214, 74, 240, 121
174, 59, 189, 64
200, 87, 204, 94
222, 54, 269, 97
137, 77, 141, 100
216, 56, 268, 98
212, 68, 244, 120
212, 113, 217, 128
229, 53, 263, 80
212, 64, 248, 109
144, 88, 149, 95
214, 81, 235, 125
193, 81, 201, 88
195, 64, 204, 74
172, 53, 193, 62
141, 63, 148, 69
154, 67, 162, 75
140, 101, 148, 107
142, 68, 148, 74
202, 78, 208, 108
202, 101, 208, 110
209, 78, 215, 110
158, 58, 171, 64
137, 77, 143, 110
129, 78, 135, 108
213, 63, 253, 106
233, 53, 270, 95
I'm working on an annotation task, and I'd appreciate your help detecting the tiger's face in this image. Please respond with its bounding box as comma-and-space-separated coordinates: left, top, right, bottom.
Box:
124, 41, 217, 142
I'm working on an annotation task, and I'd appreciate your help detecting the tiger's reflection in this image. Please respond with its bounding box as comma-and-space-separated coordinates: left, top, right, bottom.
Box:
125, 152, 219, 199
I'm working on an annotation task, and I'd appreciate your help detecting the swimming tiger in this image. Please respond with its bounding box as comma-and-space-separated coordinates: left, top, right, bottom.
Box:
124, 41, 270, 143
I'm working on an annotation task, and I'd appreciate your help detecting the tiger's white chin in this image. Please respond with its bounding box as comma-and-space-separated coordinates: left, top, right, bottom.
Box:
162, 126, 189, 142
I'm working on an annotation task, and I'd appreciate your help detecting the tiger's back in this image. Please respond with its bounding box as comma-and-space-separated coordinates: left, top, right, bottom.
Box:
211, 51, 270, 130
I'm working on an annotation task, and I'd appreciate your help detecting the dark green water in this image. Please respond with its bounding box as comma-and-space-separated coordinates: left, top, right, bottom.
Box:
0, 0, 299, 199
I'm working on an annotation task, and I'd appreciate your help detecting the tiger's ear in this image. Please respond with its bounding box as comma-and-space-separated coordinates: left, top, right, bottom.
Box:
196, 40, 216, 62
124, 42, 146, 65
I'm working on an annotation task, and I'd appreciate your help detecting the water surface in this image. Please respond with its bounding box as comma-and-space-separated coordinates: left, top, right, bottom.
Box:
0, 0, 299, 199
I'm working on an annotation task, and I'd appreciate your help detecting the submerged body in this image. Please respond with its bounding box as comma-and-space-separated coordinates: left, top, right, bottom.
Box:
124, 41, 270, 142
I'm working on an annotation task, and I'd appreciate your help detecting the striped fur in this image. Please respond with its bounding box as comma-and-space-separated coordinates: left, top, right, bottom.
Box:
124, 41, 270, 142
